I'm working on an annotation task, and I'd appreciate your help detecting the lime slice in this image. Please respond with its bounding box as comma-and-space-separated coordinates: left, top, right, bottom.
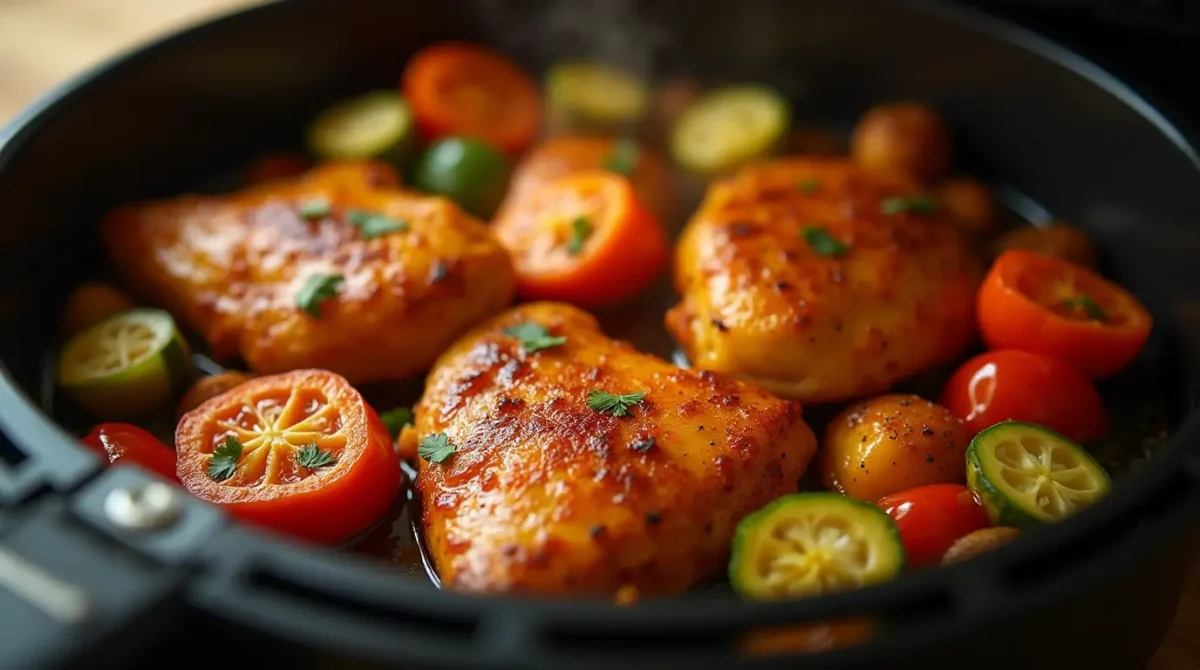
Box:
729, 493, 905, 600
58, 308, 193, 419
967, 421, 1111, 528
546, 60, 649, 128
307, 90, 415, 162
670, 84, 791, 174
414, 137, 512, 219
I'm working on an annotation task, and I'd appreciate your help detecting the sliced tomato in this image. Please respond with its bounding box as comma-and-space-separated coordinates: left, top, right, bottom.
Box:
402, 42, 541, 155
877, 484, 991, 568
940, 349, 1109, 444
492, 170, 668, 309
81, 423, 178, 482
175, 369, 400, 544
978, 249, 1152, 379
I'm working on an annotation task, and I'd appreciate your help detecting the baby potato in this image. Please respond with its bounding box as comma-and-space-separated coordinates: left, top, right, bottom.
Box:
993, 223, 1098, 269
851, 101, 952, 183
62, 282, 135, 335
937, 176, 997, 234
819, 393, 969, 501
176, 371, 255, 419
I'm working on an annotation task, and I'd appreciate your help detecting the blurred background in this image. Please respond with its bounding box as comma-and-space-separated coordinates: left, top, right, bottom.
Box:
0, 0, 1195, 668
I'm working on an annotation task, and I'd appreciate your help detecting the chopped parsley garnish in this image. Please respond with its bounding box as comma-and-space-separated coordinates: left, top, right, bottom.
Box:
296, 273, 343, 318
1063, 294, 1108, 321
295, 443, 336, 469
503, 322, 567, 354
379, 407, 414, 440
801, 225, 849, 257
418, 432, 458, 464
587, 389, 647, 417
797, 178, 820, 194
346, 208, 409, 240
880, 196, 938, 215
566, 216, 593, 256
297, 197, 331, 219
208, 435, 243, 481
603, 137, 640, 176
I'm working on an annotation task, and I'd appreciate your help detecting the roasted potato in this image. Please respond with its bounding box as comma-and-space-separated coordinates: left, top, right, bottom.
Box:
851, 101, 952, 183
993, 223, 1098, 269
61, 282, 135, 335
820, 394, 969, 501
937, 176, 997, 235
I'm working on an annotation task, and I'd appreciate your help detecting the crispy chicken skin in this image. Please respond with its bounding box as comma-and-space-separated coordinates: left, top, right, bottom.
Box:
101, 161, 516, 384
404, 302, 817, 596
666, 157, 982, 404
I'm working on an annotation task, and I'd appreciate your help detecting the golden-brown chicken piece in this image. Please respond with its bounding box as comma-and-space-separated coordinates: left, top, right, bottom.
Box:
666, 157, 981, 404
403, 302, 817, 596
102, 161, 515, 384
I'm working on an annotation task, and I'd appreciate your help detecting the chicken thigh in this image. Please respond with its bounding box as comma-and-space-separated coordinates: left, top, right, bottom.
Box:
404, 302, 817, 596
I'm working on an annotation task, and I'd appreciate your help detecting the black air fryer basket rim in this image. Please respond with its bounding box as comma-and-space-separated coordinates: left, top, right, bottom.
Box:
0, 0, 1198, 667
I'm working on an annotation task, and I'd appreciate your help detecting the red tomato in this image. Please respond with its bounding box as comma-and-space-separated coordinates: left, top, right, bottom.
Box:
978, 249, 1152, 379
940, 349, 1109, 443
492, 170, 668, 309
878, 484, 991, 567
81, 423, 178, 482
175, 369, 401, 544
402, 42, 541, 155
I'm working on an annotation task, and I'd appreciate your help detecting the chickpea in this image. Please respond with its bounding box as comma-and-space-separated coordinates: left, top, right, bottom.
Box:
993, 223, 1098, 269
937, 176, 997, 234
851, 101, 952, 183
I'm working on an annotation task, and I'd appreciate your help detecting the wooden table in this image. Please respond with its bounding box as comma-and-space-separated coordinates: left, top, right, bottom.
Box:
0, 1, 1195, 667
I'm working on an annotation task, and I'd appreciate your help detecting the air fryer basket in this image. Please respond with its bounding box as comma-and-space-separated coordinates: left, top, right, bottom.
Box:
1, 1, 1199, 669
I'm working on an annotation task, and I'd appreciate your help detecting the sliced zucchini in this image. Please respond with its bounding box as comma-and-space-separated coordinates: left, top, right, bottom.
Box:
57, 308, 193, 419
546, 60, 649, 130
307, 90, 415, 162
670, 84, 790, 174
966, 421, 1111, 528
729, 493, 905, 600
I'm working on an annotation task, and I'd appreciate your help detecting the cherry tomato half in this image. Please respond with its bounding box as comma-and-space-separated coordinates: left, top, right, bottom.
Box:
81, 423, 178, 482
940, 349, 1109, 443
877, 484, 991, 568
978, 249, 1152, 379
176, 369, 401, 544
492, 170, 668, 309
402, 42, 541, 155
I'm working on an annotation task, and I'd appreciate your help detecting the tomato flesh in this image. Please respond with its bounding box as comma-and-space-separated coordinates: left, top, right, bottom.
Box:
877, 484, 991, 567
81, 423, 178, 482
940, 349, 1109, 444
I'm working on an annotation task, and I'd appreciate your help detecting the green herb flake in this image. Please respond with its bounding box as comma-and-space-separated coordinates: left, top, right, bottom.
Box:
1063, 294, 1109, 322
346, 208, 408, 240
566, 216, 594, 256
504, 321, 567, 354
379, 407, 414, 440
297, 197, 332, 219
880, 195, 938, 215
208, 435, 244, 481
295, 443, 336, 469
418, 432, 458, 464
296, 273, 344, 318
587, 389, 647, 418
801, 226, 849, 257
603, 138, 640, 176
797, 178, 820, 194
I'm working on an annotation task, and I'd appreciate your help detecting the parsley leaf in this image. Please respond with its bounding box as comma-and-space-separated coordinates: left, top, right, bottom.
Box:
1063, 294, 1108, 321
603, 138, 640, 176
587, 389, 647, 417
503, 322, 567, 353
880, 196, 938, 215
296, 443, 336, 469
418, 432, 458, 464
208, 435, 243, 481
346, 208, 409, 240
797, 178, 820, 194
379, 407, 414, 440
296, 273, 343, 318
566, 216, 593, 256
801, 226, 849, 257
297, 197, 331, 219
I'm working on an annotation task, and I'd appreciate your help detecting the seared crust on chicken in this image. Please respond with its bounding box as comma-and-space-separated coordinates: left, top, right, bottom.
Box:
406, 302, 817, 596
666, 157, 981, 404
101, 161, 515, 384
